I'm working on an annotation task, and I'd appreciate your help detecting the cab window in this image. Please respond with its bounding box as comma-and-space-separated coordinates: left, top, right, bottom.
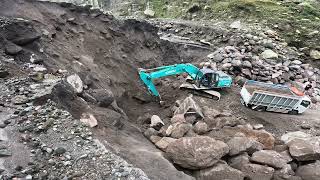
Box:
300, 100, 310, 108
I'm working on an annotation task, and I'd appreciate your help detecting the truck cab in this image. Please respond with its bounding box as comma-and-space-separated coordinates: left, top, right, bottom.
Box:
294, 96, 312, 114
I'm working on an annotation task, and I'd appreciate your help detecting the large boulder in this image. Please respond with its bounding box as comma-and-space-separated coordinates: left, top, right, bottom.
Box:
90, 88, 114, 108
166, 136, 229, 169
195, 162, 244, 180
227, 136, 264, 156
209, 126, 275, 149
241, 163, 274, 180
287, 138, 320, 161
296, 161, 320, 180
251, 150, 287, 169
281, 131, 312, 144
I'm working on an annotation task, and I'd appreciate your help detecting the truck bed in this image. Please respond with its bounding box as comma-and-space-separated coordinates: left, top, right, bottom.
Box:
244, 80, 298, 97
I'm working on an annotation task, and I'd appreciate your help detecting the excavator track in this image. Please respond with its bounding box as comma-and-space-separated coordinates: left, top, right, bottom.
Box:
179, 83, 221, 100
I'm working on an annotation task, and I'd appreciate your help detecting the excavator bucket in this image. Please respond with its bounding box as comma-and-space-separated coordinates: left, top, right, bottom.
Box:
179, 83, 221, 100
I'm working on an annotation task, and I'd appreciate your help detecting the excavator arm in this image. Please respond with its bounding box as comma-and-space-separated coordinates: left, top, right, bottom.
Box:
139, 63, 201, 99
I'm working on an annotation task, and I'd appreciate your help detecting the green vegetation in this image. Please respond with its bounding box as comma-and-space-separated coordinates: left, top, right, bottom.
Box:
148, 0, 320, 48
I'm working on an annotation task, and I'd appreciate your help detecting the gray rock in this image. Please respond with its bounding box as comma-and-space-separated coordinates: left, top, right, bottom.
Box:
251, 150, 287, 169
0, 149, 12, 157
195, 161, 244, 180
230, 20, 241, 29
228, 153, 250, 170
281, 131, 312, 144
227, 136, 264, 156
144, 9, 155, 17
166, 136, 229, 169
54, 147, 67, 155
273, 164, 297, 180
0, 69, 9, 78
150, 115, 164, 130
66, 74, 83, 94
242, 61, 252, 68
5, 42, 22, 55
90, 88, 114, 108
310, 50, 320, 60
260, 49, 278, 59
296, 161, 320, 180
170, 114, 186, 124
241, 163, 274, 180
144, 128, 158, 139
174, 95, 203, 118
155, 137, 176, 151
169, 122, 192, 138
287, 138, 320, 161
193, 121, 208, 135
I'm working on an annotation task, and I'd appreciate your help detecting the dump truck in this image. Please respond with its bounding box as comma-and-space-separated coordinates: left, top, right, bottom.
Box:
240, 80, 311, 114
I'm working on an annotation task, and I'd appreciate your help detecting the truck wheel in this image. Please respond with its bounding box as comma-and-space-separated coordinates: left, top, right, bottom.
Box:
288, 110, 298, 115
256, 106, 267, 112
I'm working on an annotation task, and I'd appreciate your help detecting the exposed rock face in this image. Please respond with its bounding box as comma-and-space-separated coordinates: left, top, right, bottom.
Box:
195, 162, 244, 180
66, 74, 83, 94
287, 138, 320, 161
241, 163, 274, 180
251, 150, 287, 169
296, 161, 320, 180
166, 136, 229, 169
227, 136, 264, 156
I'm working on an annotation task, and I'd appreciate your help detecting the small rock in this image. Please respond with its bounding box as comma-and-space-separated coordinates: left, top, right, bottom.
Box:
230, 20, 241, 29
260, 49, 278, 59
195, 161, 244, 180
5, 42, 22, 55
193, 121, 208, 135
144, 9, 155, 17
310, 50, 320, 60
169, 122, 192, 138
227, 136, 264, 156
228, 153, 250, 170
150, 115, 164, 131
296, 161, 320, 180
54, 147, 66, 155
170, 114, 186, 124
0, 149, 12, 157
66, 74, 83, 93
253, 124, 264, 130
0, 69, 9, 78
144, 128, 157, 139
155, 137, 176, 151
80, 113, 98, 127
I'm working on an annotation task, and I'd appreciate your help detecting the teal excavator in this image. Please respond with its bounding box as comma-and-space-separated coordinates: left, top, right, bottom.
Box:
138, 63, 232, 101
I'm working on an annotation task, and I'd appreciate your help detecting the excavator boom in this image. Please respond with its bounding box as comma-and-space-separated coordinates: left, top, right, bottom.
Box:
139, 63, 200, 98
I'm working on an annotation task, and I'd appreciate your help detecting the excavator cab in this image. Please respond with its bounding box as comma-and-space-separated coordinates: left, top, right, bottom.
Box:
197, 68, 219, 88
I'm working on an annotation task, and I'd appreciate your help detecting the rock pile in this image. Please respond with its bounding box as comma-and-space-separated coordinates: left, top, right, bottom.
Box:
155, 20, 320, 105
143, 96, 320, 180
